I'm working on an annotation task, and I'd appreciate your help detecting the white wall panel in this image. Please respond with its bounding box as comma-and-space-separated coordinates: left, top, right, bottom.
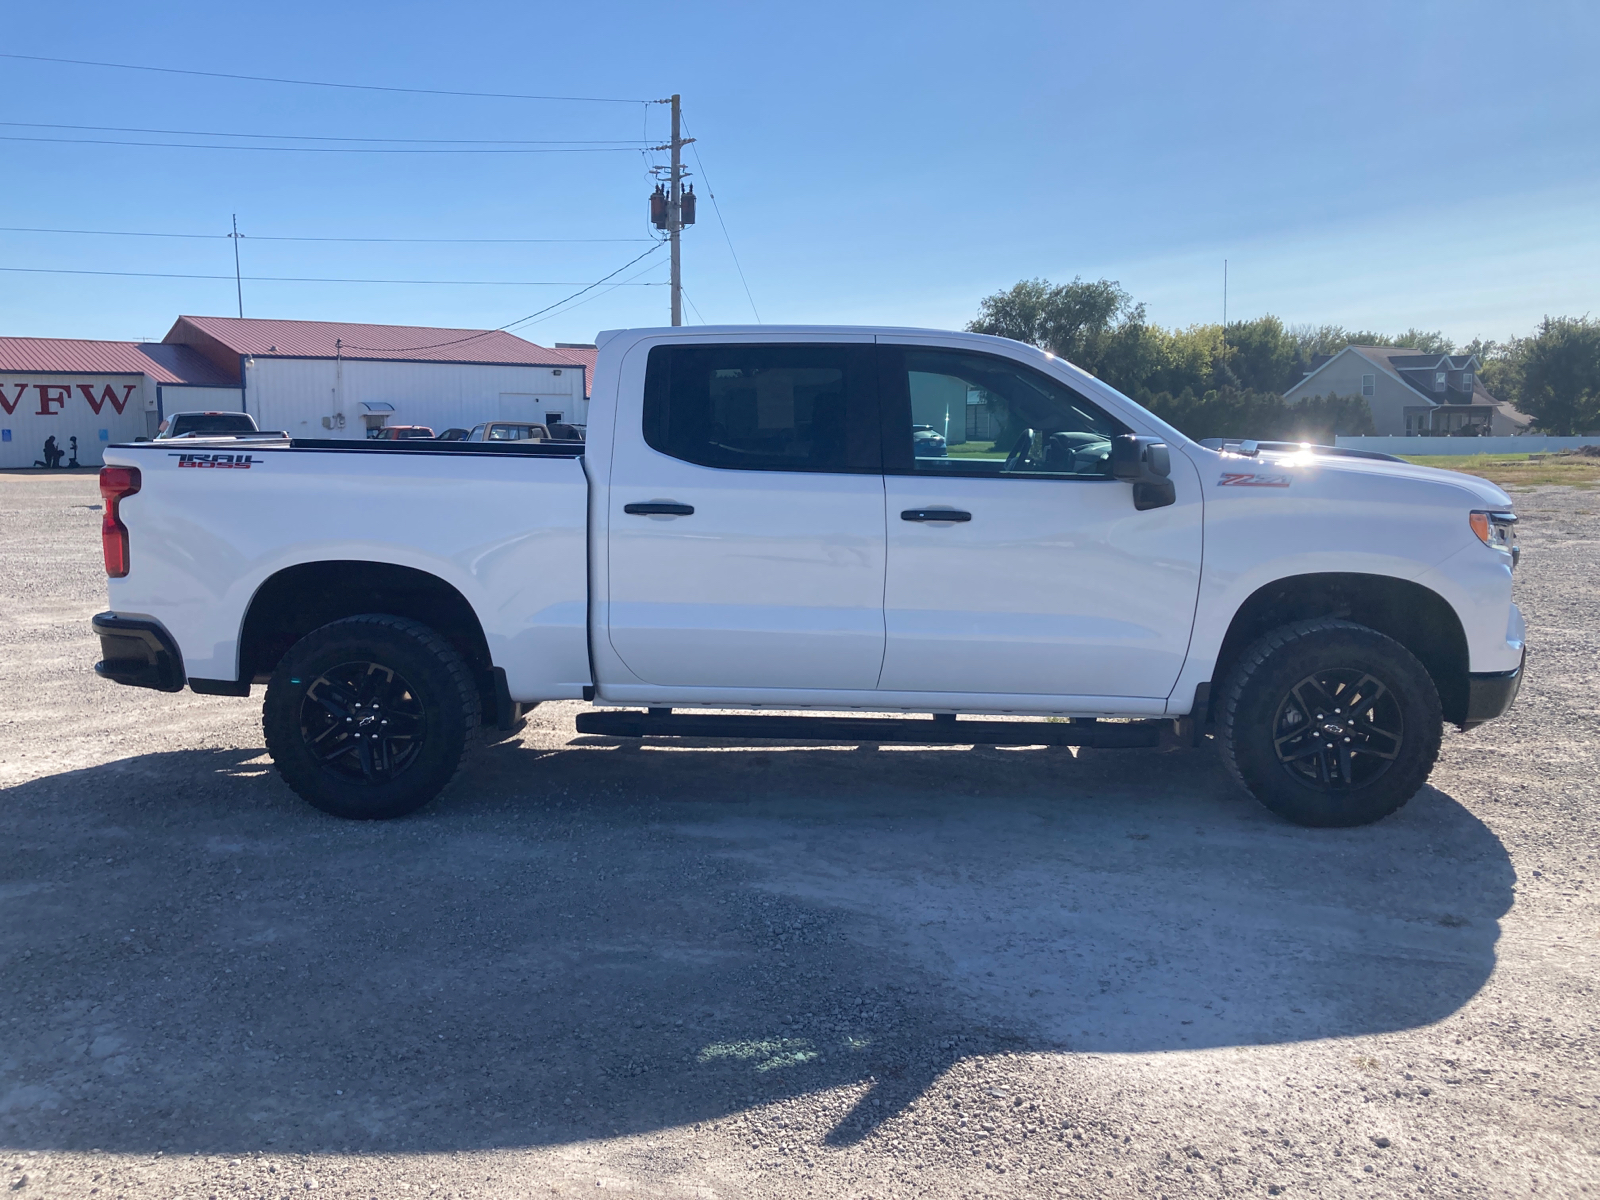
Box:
158, 386, 245, 416
244, 359, 584, 439
0, 374, 149, 468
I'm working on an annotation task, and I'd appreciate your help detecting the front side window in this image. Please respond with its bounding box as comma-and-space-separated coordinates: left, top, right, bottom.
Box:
643, 344, 878, 472
884, 347, 1125, 478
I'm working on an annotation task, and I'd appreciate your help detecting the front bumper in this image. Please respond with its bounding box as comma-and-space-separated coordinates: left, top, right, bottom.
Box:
92, 612, 186, 693
1462, 647, 1525, 730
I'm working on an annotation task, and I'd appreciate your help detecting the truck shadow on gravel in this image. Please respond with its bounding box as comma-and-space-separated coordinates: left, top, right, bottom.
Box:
0, 738, 1513, 1155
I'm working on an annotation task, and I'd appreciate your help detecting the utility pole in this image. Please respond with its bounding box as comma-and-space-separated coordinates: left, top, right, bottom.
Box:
1221, 258, 1228, 373
669, 94, 683, 326
649, 96, 694, 325
229, 214, 244, 318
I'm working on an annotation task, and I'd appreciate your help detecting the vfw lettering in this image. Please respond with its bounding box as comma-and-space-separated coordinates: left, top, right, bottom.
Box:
0, 382, 138, 416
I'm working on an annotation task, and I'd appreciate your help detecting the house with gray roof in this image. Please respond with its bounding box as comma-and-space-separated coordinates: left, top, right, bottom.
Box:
1283, 345, 1532, 436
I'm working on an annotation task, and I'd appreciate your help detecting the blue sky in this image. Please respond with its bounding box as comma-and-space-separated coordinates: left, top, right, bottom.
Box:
3, 1, 1597, 348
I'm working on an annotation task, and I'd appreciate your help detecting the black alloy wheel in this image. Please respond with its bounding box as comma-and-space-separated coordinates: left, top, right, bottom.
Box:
300, 661, 427, 784
1217, 618, 1442, 828
264, 614, 480, 819
1271, 667, 1404, 790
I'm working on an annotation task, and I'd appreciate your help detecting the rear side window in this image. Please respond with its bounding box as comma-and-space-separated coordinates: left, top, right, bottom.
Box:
172, 413, 256, 436
643, 344, 879, 472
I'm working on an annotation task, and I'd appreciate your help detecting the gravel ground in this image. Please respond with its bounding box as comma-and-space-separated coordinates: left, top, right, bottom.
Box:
1, 469, 1596, 1199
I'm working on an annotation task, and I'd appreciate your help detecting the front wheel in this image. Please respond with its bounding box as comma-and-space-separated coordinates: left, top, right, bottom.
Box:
263, 614, 480, 819
1216, 618, 1442, 828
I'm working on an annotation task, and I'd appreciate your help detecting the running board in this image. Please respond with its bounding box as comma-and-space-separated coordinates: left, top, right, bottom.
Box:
574, 709, 1177, 749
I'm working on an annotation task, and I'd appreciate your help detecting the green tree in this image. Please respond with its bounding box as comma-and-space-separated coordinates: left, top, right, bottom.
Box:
1515, 316, 1600, 435
971, 279, 1458, 403
1221, 315, 1302, 392
967, 277, 1147, 386
1138, 388, 1374, 444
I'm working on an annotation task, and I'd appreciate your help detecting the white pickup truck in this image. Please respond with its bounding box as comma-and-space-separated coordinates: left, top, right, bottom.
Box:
92, 326, 1525, 828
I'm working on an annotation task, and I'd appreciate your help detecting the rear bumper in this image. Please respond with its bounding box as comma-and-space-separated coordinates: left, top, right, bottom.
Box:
91, 612, 186, 693
1462, 648, 1525, 730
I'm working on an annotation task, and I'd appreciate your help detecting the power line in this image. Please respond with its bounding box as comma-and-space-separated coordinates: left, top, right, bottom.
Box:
0, 265, 664, 287
681, 287, 708, 325
514, 253, 672, 331
0, 121, 651, 146
0, 134, 641, 155
338, 243, 668, 350
681, 114, 761, 322
0, 52, 651, 105
0, 226, 653, 244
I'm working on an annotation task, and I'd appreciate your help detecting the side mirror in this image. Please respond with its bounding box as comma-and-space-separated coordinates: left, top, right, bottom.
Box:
1111, 434, 1176, 511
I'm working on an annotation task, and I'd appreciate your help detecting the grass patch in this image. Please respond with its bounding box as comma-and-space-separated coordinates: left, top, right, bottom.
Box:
945, 442, 1005, 459
1398, 453, 1599, 489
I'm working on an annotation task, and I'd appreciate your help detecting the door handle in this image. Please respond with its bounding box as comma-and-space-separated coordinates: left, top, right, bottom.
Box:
624, 502, 695, 516
901, 508, 971, 523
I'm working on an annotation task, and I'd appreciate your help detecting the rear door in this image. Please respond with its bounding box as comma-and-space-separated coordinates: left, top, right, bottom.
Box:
877, 339, 1203, 702
604, 339, 886, 690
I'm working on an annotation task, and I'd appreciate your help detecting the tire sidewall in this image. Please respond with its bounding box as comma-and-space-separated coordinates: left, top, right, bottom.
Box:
1224, 623, 1442, 828
263, 617, 473, 819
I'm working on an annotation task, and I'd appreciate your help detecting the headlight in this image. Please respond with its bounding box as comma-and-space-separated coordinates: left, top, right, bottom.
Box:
1470, 510, 1519, 568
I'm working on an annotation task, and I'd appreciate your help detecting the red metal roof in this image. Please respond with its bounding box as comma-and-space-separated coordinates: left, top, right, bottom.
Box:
555, 346, 597, 397
166, 315, 593, 369
0, 337, 238, 385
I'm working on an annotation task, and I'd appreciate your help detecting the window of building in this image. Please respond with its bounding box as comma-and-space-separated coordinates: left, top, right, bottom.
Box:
1462, 373, 1475, 393
1434, 371, 1447, 392
1362, 373, 1375, 397
643, 343, 879, 473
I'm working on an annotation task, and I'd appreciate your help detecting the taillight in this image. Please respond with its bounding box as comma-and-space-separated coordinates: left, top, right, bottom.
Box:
99, 466, 141, 577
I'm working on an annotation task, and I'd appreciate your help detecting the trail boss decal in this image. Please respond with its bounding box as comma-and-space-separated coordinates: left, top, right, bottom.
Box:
169, 453, 259, 469
1217, 471, 1291, 488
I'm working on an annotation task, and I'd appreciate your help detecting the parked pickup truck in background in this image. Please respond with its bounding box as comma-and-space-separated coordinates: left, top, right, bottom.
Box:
92, 325, 1525, 827
154, 410, 260, 439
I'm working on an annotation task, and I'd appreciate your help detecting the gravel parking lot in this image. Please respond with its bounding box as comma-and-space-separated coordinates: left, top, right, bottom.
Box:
1, 469, 1596, 1198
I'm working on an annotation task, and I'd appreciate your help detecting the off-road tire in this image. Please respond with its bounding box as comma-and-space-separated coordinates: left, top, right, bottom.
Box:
1217, 618, 1441, 828
263, 614, 479, 819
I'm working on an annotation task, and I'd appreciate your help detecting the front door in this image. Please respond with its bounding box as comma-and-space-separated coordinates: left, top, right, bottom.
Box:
877, 341, 1203, 702
605, 340, 886, 690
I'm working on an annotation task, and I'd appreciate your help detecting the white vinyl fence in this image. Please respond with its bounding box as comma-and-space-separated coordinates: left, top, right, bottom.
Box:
1335, 436, 1600, 456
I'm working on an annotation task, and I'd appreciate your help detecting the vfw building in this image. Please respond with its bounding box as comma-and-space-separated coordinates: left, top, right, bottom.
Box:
0, 316, 596, 469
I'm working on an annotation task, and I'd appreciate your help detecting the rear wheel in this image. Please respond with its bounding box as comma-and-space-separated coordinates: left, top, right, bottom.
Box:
263, 614, 479, 819
1217, 618, 1441, 828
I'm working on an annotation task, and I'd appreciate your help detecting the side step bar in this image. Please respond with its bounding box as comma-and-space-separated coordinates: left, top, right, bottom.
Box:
574, 709, 1177, 749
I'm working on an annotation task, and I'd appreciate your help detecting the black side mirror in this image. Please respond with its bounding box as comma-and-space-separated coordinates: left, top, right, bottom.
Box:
1111, 434, 1176, 511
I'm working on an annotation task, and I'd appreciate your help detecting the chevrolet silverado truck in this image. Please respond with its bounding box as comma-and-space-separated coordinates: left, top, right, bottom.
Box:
91, 326, 1525, 827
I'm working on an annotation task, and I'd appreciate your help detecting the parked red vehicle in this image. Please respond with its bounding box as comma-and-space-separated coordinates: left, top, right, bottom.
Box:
372, 425, 436, 441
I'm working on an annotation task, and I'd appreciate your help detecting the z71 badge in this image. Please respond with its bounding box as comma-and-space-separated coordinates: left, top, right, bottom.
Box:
169, 452, 258, 469
1217, 472, 1291, 487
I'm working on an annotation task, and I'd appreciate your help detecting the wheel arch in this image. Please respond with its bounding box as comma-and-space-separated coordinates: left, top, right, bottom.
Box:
1209, 572, 1470, 726
239, 559, 495, 711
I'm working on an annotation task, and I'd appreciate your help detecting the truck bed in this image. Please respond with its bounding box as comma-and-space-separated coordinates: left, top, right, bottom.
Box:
101, 437, 592, 699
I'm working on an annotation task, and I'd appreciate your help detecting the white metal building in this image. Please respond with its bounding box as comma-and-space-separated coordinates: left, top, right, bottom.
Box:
0, 318, 596, 469
167, 316, 595, 439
